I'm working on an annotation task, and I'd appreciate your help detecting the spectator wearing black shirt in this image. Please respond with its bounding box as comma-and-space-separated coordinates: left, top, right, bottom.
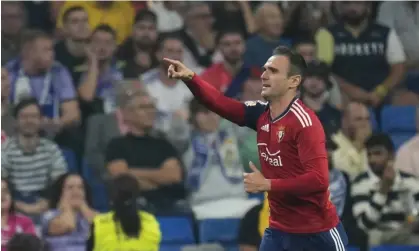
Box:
301, 61, 341, 135
117, 9, 159, 78
105, 88, 186, 213
316, 1, 406, 108
54, 6, 90, 86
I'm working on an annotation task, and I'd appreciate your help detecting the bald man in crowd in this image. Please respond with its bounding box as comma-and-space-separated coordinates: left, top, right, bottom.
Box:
332, 102, 372, 180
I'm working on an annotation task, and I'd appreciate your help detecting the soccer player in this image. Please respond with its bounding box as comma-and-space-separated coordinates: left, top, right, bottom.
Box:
163, 46, 348, 251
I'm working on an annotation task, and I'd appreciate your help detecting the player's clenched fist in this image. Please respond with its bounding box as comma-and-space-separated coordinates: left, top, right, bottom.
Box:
163, 58, 195, 81
244, 162, 271, 193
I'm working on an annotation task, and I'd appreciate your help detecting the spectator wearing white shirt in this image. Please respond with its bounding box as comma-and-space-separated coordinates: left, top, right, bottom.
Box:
141, 35, 193, 135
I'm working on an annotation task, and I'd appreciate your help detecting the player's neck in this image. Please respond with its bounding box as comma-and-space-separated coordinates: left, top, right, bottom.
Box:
269, 93, 296, 119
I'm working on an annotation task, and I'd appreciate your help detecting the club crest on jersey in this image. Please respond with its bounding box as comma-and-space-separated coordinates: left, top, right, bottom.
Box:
244, 101, 257, 106
277, 126, 285, 142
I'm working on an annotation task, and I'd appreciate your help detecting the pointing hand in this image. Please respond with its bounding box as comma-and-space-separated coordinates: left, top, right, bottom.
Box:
162, 58, 195, 81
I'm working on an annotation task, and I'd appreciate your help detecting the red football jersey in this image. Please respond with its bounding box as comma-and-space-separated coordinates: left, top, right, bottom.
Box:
243, 98, 340, 233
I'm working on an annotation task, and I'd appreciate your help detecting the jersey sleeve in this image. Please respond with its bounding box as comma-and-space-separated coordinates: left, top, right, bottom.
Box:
295, 116, 328, 164
243, 100, 267, 131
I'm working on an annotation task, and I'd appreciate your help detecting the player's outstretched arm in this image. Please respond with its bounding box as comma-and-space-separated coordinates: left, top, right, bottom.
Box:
163, 58, 246, 125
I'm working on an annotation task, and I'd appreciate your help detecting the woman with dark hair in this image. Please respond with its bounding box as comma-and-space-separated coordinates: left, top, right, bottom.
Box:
1, 178, 36, 251
41, 173, 97, 251
87, 174, 161, 251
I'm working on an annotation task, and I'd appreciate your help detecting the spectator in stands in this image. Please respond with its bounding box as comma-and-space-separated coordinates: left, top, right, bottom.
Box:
141, 35, 192, 135
179, 98, 257, 219
1, 68, 14, 137
54, 6, 90, 86
87, 174, 161, 251
78, 24, 123, 120
179, 2, 217, 72
351, 133, 419, 246
394, 106, 419, 177
234, 72, 261, 171
105, 88, 186, 213
84, 80, 143, 179
211, 1, 256, 37
200, 29, 246, 93
149, 1, 184, 33
294, 37, 343, 108
1, 98, 67, 221
1, 2, 26, 64
332, 102, 371, 180
117, 9, 159, 78
244, 3, 291, 68
7, 233, 46, 251
377, 2, 419, 71
377, 2, 419, 105
5, 30, 80, 136
315, 1, 406, 107
238, 137, 347, 251
42, 173, 97, 251
2, 178, 37, 251
56, 1, 135, 44
301, 61, 341, 135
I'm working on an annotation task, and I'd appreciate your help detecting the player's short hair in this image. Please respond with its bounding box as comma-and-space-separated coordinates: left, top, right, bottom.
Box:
215, 28, 244, 45
273, 46, 307, 78
62, 6, 86, 24
91, 24, 117, 40
365, 133, 395, 154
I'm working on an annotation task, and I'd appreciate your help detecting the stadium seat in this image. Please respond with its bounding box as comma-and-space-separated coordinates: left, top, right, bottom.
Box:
159, 244, 183, 251
368, 108, 379, 132
371, 245, 419, 251
81, 159, 109, 212
381, 106, 417, 133
390, 133, 415, 150
61, 148, 78, 172
158, 216, 196, 245
199, 218, 241, 244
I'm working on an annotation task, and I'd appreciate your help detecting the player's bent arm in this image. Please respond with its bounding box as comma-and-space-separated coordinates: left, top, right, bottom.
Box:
184, 75, 247, 125
270, 157, 329, 195
351, 181, 387, 230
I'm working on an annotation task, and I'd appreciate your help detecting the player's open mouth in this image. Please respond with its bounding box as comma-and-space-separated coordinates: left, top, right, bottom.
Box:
262, 84, 271, 88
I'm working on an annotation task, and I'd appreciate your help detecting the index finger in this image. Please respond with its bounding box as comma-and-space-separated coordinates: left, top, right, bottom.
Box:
163, 58, 180, 66
249, 161, 260, 173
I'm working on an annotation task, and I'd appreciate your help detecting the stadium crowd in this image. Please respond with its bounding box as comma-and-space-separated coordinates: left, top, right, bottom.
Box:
1, 1, 419, 251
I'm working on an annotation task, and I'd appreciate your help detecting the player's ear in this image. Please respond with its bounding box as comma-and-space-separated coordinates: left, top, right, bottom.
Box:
288, 75, 302, 89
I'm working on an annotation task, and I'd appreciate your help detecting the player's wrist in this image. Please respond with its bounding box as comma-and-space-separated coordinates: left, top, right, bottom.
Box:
264, 179, 272, 191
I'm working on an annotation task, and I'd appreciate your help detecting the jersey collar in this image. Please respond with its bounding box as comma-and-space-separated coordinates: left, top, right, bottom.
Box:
268, 95, 299, 123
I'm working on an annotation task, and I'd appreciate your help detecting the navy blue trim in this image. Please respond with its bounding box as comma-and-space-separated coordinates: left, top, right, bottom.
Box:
269, 96, 299, 123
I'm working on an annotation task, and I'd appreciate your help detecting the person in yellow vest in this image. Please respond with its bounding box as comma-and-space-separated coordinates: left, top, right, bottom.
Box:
86, 174, 161, 251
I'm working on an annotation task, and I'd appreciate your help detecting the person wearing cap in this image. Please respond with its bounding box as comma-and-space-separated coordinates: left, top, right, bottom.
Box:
301, 61, 342, 135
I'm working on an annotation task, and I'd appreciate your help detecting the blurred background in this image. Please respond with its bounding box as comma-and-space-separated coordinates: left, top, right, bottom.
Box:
1, 1, 419, 251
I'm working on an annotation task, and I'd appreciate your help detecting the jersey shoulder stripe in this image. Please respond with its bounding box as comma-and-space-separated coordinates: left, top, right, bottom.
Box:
290, 102, 313, 128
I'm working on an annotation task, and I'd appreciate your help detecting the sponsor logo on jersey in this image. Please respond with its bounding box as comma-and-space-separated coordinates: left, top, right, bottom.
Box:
257, 143, 283, 167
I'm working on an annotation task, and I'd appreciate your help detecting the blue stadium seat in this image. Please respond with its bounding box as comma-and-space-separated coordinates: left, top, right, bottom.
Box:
347, 246, 360, 251
381, 106, 417, 133
81, 159, 109, 212
158, 216, 196, 245
199, 218, 241, 243
390, 133, 415, 150
369, 108, 379, 132
371, 245, 419, 251
159, 244, 183, 251
61, 148, 77, 172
